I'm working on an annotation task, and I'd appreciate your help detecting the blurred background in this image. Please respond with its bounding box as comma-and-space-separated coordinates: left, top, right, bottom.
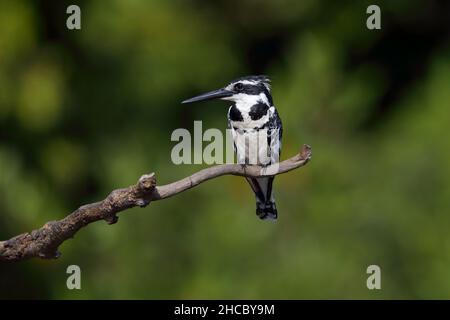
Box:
1, 0, 450, 299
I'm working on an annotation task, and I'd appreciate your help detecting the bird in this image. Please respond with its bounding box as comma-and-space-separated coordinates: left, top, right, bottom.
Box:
182, 75, 282, 220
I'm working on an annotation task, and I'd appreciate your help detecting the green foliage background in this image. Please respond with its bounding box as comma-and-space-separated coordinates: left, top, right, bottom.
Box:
1, 0, 449, 299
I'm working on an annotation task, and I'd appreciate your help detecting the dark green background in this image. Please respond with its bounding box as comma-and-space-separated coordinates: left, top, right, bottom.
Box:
1, 0, 449, 299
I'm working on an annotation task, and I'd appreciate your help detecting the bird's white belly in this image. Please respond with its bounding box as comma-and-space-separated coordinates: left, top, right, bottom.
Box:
232, 128, 272, 166
228, 104, 281, 166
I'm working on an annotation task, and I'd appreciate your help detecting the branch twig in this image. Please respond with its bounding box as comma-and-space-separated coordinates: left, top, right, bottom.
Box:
0, 144, 312, 262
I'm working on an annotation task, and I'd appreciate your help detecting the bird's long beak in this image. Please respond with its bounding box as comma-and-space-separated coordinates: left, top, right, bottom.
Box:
182, 88, 233, 104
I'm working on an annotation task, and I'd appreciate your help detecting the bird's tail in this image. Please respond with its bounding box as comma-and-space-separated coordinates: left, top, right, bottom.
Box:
256, 200, 278, 220
246, 177, 278, 220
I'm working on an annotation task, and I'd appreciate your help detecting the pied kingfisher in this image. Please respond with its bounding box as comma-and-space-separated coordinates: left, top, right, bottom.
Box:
182, 75, 282, 220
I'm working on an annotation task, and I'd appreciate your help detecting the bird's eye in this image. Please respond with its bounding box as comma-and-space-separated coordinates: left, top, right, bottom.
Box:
234, 83, 244, 91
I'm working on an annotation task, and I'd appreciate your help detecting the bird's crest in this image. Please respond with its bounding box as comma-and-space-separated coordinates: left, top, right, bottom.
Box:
230, 75, 271, 91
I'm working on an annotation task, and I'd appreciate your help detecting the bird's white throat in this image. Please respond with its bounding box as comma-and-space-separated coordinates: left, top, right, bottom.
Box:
227, 92, 270, 111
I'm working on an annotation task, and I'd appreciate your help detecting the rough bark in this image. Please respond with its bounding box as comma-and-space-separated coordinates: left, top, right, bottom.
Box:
0, 144, 312, 262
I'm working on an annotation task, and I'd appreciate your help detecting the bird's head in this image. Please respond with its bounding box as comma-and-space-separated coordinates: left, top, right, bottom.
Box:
182, 75, 273, 106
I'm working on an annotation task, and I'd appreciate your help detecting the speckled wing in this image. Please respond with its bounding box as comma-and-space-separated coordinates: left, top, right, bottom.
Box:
266, 106, 283, 164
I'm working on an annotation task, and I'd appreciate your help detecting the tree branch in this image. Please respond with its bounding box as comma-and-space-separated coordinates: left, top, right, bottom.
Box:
0, 144, 312, 262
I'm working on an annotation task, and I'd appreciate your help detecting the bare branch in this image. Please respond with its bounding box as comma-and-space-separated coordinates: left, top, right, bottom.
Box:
0, 144, 312, 262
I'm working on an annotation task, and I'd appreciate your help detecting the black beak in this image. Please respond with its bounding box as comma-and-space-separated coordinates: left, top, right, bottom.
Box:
182, 88, 233, 104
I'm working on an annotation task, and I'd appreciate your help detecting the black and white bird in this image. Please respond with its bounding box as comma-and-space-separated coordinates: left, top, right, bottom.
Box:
182, 75, 282, 220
